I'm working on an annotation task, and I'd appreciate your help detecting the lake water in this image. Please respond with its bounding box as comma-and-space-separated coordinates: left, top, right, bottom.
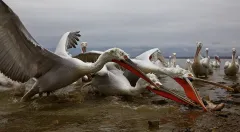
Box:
0, 59, 239, 132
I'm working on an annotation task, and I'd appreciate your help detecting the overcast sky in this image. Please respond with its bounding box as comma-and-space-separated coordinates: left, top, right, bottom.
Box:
5, 0, 240, 49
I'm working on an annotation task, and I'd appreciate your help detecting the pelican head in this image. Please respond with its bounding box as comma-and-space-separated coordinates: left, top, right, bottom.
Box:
186, 59, 191, 63
232, 48, 236, 56
214, 55, 221, 63
195, 42, 203, 58
172, 53, 176, 57
138, 73, 162, 89
105, 48, 129, 60
81, 42, 88, 53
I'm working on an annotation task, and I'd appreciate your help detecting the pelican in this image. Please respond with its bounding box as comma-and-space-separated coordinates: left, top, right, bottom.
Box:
224, 48, 239, 76
237, 56, 240, 64
210, 55, 221, 68
185, 59, 193, 74
204, 48, 213, 74
167, 56, 172, 67
80, 42, 91, 81
192, 43, 211, 77
0, 1, 160, 101
123, 48, 234, 111
81, 42, 87, 53
172, 53, 177, 68
77, 51, 198, 106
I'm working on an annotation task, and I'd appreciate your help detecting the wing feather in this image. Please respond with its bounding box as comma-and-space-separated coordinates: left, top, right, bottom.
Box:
0, 1, 62, 82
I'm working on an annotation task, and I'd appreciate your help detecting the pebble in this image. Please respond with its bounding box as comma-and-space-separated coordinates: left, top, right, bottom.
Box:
151, 99, 168, 105
148, 120, 159, 130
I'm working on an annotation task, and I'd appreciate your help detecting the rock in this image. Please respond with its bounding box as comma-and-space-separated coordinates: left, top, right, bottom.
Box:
232, 98, 240, 104
148, 120, 159, 130
218, 81, 227, 84
151, 99, 168, 105
230, 83, 239, 88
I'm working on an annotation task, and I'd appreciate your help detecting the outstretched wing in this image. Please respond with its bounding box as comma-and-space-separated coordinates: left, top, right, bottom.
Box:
74, 51, 102, 63
55, 31, 81, 58
0, 1, 62, 82
135, 48, 168, 67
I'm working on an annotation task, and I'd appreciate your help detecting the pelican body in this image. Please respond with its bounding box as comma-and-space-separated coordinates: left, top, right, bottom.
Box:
90, 65, 160, 96
224, 48, 239, 76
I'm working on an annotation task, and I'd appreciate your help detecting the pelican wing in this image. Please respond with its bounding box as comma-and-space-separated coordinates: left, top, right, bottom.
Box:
55, 31, 81, 58
224, 61, 230, 69
136, 48, 168, 67
0, 1, 62, 82
136, 48, 159, 61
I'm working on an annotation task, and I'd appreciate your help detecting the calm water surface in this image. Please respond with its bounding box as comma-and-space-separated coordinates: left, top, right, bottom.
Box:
0, 59, 239, 132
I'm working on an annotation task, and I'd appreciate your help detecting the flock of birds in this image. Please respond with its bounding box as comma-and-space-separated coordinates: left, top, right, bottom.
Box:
0, 1, 239, 112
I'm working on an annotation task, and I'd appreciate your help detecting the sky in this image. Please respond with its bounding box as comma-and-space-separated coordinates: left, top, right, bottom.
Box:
4, 0, 240, 56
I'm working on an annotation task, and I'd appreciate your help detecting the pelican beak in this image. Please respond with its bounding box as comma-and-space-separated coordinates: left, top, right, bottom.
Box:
173, 77, 208, 111
112, 58, 157, 86
191, 77, 234, 91
146, 84, 197, 106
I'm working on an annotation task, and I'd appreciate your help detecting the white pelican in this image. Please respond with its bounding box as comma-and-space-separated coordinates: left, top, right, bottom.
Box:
204, 48, 213, 74
80, 42, 91, 81
210, 55, 221, 68
167, 56, 172, 67
0, 1, 160, 101
185, 59, 193, 74
172, 53, 177, 68
192, 43, 211, 77
81, 42, 87, 53
237, 56, 240, 64
224, 48, 239, 76
123, 48, 234, 111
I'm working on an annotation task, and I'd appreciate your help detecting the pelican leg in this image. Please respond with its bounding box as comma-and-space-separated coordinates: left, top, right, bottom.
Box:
21, 82, 39, 102
204, 73, 208, 78
39, 92, 43, 97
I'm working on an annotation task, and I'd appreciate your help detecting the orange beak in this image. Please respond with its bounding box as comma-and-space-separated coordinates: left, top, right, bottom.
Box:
173, 77, 207, 111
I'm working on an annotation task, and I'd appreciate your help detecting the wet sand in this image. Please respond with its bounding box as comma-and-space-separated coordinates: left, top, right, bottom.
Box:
0, 59, 239, 132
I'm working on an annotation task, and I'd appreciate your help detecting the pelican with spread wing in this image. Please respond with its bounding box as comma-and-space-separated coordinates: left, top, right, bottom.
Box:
0, 1, 160, 101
